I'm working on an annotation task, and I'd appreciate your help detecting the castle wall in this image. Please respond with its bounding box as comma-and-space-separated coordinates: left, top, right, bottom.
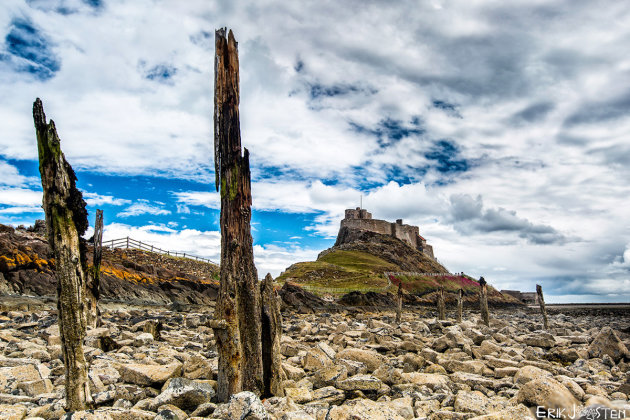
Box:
338, 209, 436, 260
340, 218, 392, 237
391, 223, 419, 249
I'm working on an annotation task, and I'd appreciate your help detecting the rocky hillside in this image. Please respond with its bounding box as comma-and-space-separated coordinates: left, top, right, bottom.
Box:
278, 230, 521, 306
0, 222, 219, 306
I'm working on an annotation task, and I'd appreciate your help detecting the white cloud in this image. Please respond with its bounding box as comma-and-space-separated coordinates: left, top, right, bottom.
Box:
0, 187, 42, 207
83, 192, 131, 206
0, 161, 37, 187
117, 201, 171, 218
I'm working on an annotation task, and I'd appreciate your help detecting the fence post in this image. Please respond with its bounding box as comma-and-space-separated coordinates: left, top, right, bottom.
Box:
126, 237, 129, 249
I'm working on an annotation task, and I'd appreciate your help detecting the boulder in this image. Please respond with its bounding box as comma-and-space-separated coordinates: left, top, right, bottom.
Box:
516, 377, 580, 417
152, 377, 215, 411
213, 391, 268, 420
336, 348, 384, 372
588, 327, 630, 362
336, 374, 384, 392
118, 362, 182, 387
514, 365, 552, 385
327, 398, 406, 420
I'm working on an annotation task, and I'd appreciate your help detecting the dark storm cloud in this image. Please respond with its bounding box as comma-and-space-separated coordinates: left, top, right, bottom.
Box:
350, 117, 424, 147
0, 17, 60, 81
510, 102, 555, 124
26, 0, 104, 14
563, 93, 630, 127
309, 83, 375, 100
449, 194, 566, 245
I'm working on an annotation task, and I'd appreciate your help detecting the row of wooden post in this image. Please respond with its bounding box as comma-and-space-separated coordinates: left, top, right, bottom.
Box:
395, 275, 549, 330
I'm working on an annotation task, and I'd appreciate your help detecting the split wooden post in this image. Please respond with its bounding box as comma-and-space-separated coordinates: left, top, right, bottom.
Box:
479, 277, 489, 326
260, 273, 286, 397
212, 28, 263, 401
456, 288, 463, 323
87, 209, 103, 328
536, 284, 549, 330
437, 285, 446, 320
34, 98, 93, 411
395, 281, 403, 324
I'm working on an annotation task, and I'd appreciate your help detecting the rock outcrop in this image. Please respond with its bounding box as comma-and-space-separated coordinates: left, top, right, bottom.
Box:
0, 223, 219, 307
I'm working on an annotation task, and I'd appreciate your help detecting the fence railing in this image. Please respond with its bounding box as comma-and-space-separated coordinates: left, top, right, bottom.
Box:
384, 271, 458, 277
102, 237, 216, 265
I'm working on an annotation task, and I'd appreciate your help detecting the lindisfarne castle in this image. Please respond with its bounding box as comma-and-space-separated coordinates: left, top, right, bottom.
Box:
335, 207, 435, 260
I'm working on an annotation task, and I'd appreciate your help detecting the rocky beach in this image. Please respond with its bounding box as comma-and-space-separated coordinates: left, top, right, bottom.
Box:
0, 298, 628, 419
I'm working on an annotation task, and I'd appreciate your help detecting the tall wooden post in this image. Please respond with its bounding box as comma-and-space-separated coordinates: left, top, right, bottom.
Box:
456, 289, 463, 323
87, 209, 103, 328
260, 274, 286, 397
211, 28, 263, 402
395, 281, 403, 324
536, 284, 549, 330
33, 98, 92, 411
479, 277, 489, 326
437, 286, 446, 320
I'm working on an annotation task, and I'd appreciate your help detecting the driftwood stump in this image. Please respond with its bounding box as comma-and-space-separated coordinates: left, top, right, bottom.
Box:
437, 286, 446, 320
212, 28, 263, 401
261, 273, 286, 397
456, 289, 463, 323
395, 282, 403, 324
536, 284, 549, 330
34, 98, 93, 411
87, 209, 103, 328
479, 277, 489, 326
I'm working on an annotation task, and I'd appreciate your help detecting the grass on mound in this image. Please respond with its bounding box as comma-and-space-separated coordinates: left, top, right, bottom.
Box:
276, 250, 397, 294
276, 249, 507, 298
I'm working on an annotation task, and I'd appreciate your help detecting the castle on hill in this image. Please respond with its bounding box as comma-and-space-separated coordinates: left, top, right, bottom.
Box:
335, 207, 435, 260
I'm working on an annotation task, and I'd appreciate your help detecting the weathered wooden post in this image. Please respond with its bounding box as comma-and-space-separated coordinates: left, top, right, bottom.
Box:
395, 281, 403, 324
456, 288, 463, 323
210, 28, 263, 402
479, 277, 489, 326
437, 285, 446, 320
87, 209, 103, 328
536, 284, 549, 330
33, 98, 93, 410
260, 273, 286, 397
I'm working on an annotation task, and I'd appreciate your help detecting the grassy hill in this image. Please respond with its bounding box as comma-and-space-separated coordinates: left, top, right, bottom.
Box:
277, 230, 521, 305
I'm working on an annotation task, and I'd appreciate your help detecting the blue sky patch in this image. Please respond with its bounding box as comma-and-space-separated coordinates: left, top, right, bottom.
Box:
144, 63, 177, 83
425, 140, 469, 174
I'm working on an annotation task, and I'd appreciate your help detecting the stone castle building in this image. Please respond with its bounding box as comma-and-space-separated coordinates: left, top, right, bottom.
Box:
336, 207, 435, 260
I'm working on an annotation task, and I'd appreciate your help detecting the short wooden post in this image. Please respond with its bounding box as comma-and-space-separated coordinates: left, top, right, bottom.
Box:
536, 284, 549, 330
260, 273, 286, 397
34, 98, 93, 411
437, 285, 446, 320
87, 209, 103, 328
395, 281, 403, 324
479, 277, 489, 326
456, 288, 463, 323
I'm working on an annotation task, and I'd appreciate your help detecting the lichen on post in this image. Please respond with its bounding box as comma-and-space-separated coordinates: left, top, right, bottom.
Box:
33, 98, 93, 411
212, 28, 263, 401
479, 276, 489, 326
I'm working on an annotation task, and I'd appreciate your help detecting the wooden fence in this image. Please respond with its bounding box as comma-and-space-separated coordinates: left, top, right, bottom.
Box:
102, 237, 216, 265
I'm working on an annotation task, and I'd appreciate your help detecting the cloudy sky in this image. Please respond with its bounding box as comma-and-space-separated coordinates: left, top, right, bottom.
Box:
1, 0, 629, 302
